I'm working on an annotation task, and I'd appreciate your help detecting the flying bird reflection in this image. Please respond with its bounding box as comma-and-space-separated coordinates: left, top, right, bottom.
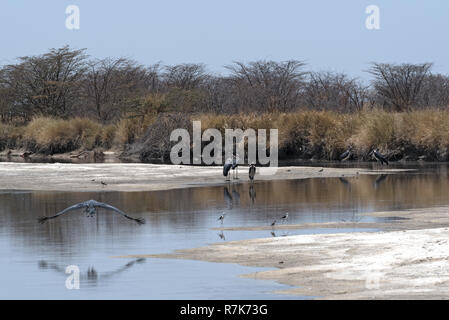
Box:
38, 258, 146, 286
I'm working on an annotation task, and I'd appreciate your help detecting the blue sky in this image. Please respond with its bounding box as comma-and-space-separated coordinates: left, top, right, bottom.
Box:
1, 1, 448, 80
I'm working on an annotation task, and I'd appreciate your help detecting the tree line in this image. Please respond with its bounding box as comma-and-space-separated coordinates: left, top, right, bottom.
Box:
1, 46, 448, 123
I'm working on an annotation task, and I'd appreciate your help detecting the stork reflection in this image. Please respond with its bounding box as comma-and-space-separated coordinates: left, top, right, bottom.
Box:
374, 174, 388, 189
38, 258, 145, 286
249, 184, 256, 205
223, 185, 240, 210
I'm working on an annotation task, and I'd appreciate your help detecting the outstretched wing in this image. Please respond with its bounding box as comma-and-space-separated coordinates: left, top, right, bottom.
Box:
93, 201, 145, 224
37, 202, 86, 224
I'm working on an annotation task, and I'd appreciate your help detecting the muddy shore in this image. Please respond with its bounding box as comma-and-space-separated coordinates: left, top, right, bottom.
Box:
120, 206, 449, 299
0, 162, 408, 192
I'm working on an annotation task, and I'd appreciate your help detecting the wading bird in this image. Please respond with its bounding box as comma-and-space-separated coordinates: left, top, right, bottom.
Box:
218, 212, 226, 223
372, 149, 389, 165
232, 156, 239, 179
249, 163, 256, 181
223, 158, 233, 181
281, 212, 289, 223
339, 146, 352, 161
37, 200, 145, 224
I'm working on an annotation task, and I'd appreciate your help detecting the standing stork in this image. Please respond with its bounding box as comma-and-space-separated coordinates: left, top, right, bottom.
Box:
249, 163, 256, 181
372, 149, 389, 165
339, 146, 352, 161
231, 155, 239, 179
223, 158, 233, 181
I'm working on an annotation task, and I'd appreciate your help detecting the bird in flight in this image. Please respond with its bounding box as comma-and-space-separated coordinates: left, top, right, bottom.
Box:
37, 200, 145, 224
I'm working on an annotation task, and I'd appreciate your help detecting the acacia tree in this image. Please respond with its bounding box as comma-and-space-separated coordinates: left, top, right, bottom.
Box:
83, 58, 158, 121
417, 74, 449, 108
303, 72, 367, 112
225, 60, 307, 112
1, 46, 87, 119
163, 63, 207, 90
368, 62, 432, 112
161, 63, 209, 112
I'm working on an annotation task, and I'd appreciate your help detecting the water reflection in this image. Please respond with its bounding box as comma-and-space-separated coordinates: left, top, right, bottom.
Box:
38, 258, 146, 287
249, 185, 256, 205
3, 172, 449, 249
223, 184, 240, 210
217, 230, 226, 241
374, 174, 388, 189
2, 167, 449, 298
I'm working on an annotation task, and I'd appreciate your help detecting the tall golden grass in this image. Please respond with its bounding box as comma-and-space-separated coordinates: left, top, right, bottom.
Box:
198, 108, 449, 160
1, 108, 449, 160
21, 117, 111, 154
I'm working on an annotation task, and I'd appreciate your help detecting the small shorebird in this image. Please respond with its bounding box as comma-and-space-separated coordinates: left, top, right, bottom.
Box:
37, 200, 145, 224
218, 212, 226, 223
271, 220, 276, 226
280, 212, 289, 223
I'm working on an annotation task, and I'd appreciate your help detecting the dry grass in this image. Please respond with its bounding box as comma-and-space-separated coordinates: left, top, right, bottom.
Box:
198, 108, 449, 160
21, 117, 110, 154
0, 122, 23, 150
2, 109, 449, 160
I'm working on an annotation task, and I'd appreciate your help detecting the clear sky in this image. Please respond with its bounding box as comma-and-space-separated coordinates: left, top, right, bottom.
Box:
1, 0, 448, 80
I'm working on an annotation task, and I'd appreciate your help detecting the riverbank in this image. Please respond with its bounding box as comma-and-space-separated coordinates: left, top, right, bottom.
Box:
121, 206, 449, 299
3, 109, 449, 163
0, 162, 408, 192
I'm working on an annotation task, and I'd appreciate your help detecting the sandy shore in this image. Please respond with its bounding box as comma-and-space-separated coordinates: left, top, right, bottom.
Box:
0, 162, 408, 192
118, 205, 449, 299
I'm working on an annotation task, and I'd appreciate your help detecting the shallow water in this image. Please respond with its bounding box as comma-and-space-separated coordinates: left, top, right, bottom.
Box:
1, 165, 449, 299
